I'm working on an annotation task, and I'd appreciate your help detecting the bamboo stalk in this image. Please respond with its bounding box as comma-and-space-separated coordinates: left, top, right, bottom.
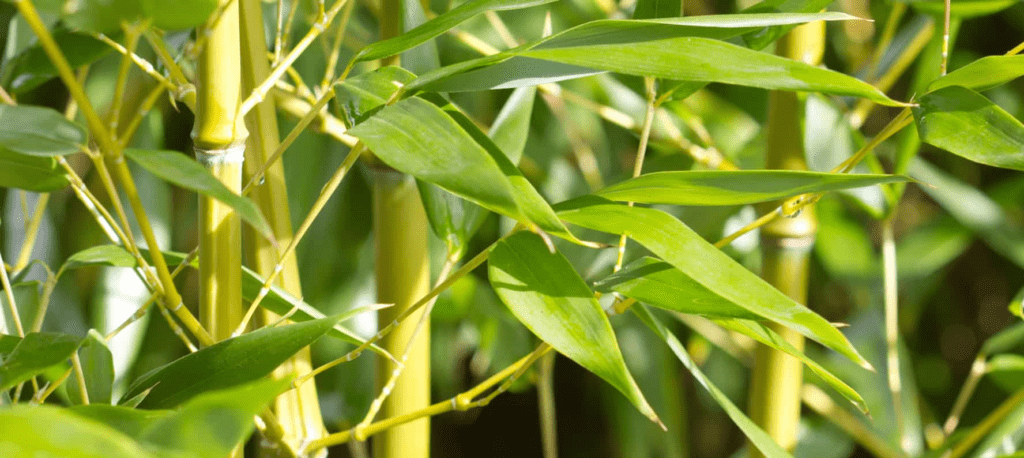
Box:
746, 20, 823, 457
237, 0, 327, 454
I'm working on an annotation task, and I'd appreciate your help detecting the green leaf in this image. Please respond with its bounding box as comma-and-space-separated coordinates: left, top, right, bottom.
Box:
68, 405, 171, 439
0, 405, 158, 458
63, 0, 143, 33
739, 0, 833, 50
981, 322, 1024, 356
0, 149, 70, 191
593, 170, 909, 206
1, 282, 41, 334
914, 86, 1024, 171
353, 0, 558, 62
488, 86, 537, 166
987, 354, 1024, 393
901, 0, 1017, 18
0, 332, 84, 391
120, 315, 342, 409
488, 232, 662, 426
1012, 287, 1024, 321
123, 148, 272, 237
631, 305, 794, 458
594, 257, 756, 318
929, 55, 1024, 93
349, 97, 582, 244
0, 334, 20, 354
713, 318, 868, 413
63, 245, 137, 271
0, 104, 87, 157
555, 198, 872, 368
68, 330, 115, 405
633, 0, 680, 20
0, 28, 113, 94
968, 390, 1024, 458
334, 66, 417, 128
141, 0, 218, 30
139, 377, 292, 458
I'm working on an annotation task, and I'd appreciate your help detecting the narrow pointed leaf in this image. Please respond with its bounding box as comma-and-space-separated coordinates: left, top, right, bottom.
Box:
0, 150, 69, 191
981, 322, 1024, 356
1, 28, 113, 94
0, 104, 87, 157
488, 86, 537, 166
124, 148, 272, 237
632, 304, 793, 458
63, 0, 143, 33
139, 377, 292, 458
633, 0, 680, 20
354, 0, 557, 62
334, 66, 417, 128
0, 334, 20, 354
929, 55, 1024, 93
68, 405, 171, 439
0, 405, 158, 458
120, 315, 343, 409
594, 170, 910, 206
555, 198, 871, 368
63, 245, 137, 271
489, 232, 662, 425
68, 330, 115, 405
0, 332, 84, 391
914, 86, 1024, 171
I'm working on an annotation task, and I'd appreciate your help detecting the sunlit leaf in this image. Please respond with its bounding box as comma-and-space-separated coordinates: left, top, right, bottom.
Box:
120, 315, 343, 409
68, 404, 171, 439
124, 148, 272, 237
68, 330, 114, 405
0, 105, 87, 157
63, 245, 137, 272
489, 232, 662, 426
981, 322, 1024, 356
914, 86, 1024, 171
334, 66, 417, 128
63, 0, 143, 33
0, 332, 84, 391
141, 0, 218, 30
555, 197, 871, 368
0, 405, 157, 458
593, 170, 908, 206
929, 55, 1024, 93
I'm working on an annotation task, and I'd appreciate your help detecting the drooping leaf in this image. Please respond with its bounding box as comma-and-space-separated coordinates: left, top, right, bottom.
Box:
68, 404, 171, 439
0, 104, 87, 157
353, 0, 558, 62
334, 66, 417, 128
929, 55, 1024, 93
123, 148, 272, 237
489, 232, 662, 426
914, 86, 1024, 171
0, 28, 113, 94
593, 170, 909, 206
0, 332, 84, 391
68, 330, 115, 405
0, 405, 158, 458
555, 197, 871, 368
739, 0, 833, 50
489, 86, 537, 166
140, 0, 218, 30
62, 0, 144, 34
62, 245, 137, 272
120, 315, 343, 409
0, 149, 69, 191
139, 377, 292, 458
900, 0, 1017, 18
632, 305, 794, 458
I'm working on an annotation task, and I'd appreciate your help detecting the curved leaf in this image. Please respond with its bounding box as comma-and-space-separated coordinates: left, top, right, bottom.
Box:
489, 232, 662, 426
124, 148, 272, 237
0, 331, 84, 391
68, 405, 171, 439
68, 330, 114, 405
0, 28, 113, 94
0, 105, 87, 157
0, 149, 69, 192
120, 315, 342, 409
141, 0, 218, 30
929, 55, 1024, 93
555, 197, 872, 368
914, 86, 1024, 171
63, 0, 143, 34
594, 170, 909, 206
0, 405, 157, 458
335, 66, 417, 128
63, 245, 137, 272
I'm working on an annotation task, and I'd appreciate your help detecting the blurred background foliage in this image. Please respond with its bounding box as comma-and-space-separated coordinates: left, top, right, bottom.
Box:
1, 0, 1023, 456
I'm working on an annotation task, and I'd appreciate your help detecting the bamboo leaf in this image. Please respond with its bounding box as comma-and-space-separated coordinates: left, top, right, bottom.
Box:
555, 197, 872, 368
68, 405, 171, 439
488, 86, 537, 166
68, 330, 115, 405
489, 232, 662, 426
0, 405, 158, 458
1, 282, 40, 335
62, 0, 143, 33
929, 55, 1024, 93
633, 0, 680, 20
120, 315, 343, 409
593, 170, 909, 206
140, 0, 218, 30
123, 148, 272, 237
0, 28, 113, 94
63, 245, 137, 271
139, 377, 292, 458
0, 332, 84, 391
631, 305, 794, 458
739, 0, 833, 50
900, 0, 1017, 18
0, 334, 20, 354
914, 86, 1024, 171
981, 322, 1024, 356
353, 0, 558, 62
334, 66, 417, 128
0, 150, 70, 192
0, 105, 87, 157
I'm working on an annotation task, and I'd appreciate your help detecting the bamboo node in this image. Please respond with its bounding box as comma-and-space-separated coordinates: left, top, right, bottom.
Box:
194, 144, 245, 166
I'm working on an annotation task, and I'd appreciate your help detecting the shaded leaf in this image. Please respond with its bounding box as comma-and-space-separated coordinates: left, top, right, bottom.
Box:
63, 0, 143, 33
354, 0, 558, 62
555, 197, 871, 368
0, 149, 69, 191
0, 104, 87, 157
120, 315, 342, 409
987, 354, 1024, 392
0, 334, 20, 354
68, 330, 115, 405
489, 232, 662, 425
0, 332, 84, 391
63, 245, 137, 272
68, 404, 171, 438
929, 55, 1024, 93
740, 0, 833, 50
633, 0, 681, 20
981, 322, 1024, 356
593, 170, 908, 206
0, 28, 113, 94
141, 0, 218, 30
0, 405, 157, 458
124, 148, 272, 237
334, 66, 417, 128
901, 0, 1017, 18
914, 86, 1024, 171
